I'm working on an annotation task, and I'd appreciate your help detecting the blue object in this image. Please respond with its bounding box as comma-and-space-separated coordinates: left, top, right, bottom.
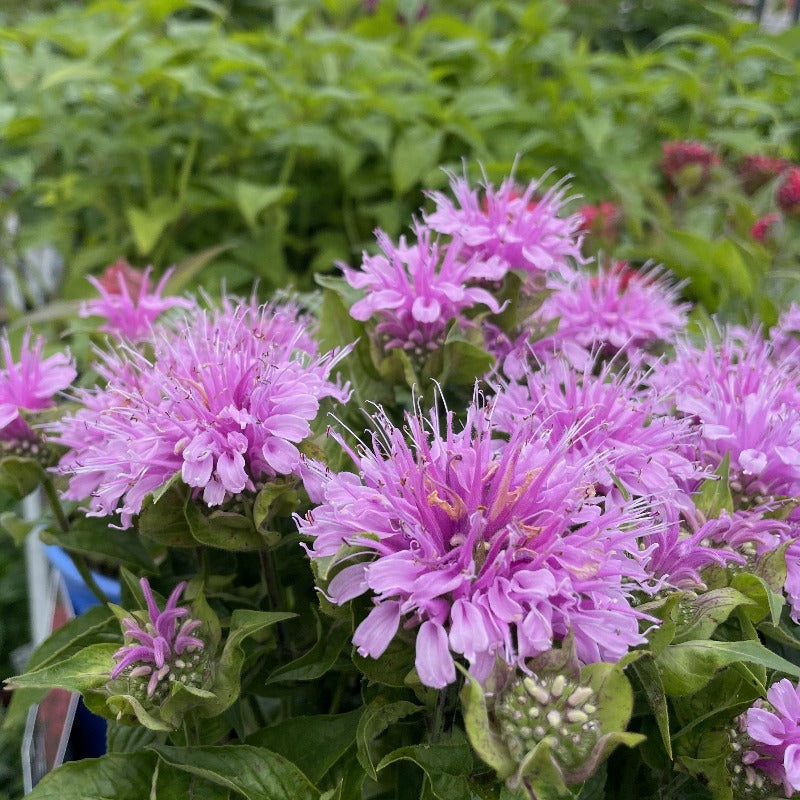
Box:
45, 545, 121, 615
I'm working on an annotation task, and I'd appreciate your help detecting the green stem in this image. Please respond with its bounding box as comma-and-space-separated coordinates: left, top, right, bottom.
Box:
259, 549, 292, 661
42, 475, 110, 606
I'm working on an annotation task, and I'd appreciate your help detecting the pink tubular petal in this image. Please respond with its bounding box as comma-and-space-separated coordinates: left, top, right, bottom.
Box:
415, 620, 455, 689
353, 601, 401, 659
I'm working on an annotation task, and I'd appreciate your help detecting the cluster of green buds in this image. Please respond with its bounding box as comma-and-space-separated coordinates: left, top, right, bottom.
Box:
461, 640, 645, 797
495, 672, 601, 772
105, 578, 217, 731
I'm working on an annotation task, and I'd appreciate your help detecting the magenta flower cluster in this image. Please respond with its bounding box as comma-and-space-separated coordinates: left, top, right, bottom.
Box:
0, 331, 75, 443
743, 678, 800, 796
111, 578, 204, 697
50, 297, 349, 526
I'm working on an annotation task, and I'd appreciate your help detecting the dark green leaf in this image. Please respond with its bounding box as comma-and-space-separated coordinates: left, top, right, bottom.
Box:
356, 697, 422, 780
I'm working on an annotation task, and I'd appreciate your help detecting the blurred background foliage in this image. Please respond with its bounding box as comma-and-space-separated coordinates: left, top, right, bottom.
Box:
0, 0, 798, 323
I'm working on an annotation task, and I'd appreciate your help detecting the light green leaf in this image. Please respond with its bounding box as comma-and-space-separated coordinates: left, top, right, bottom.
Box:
5, 643, 117, 693
125, 199, 180, 255
391, 125, 443, 194
234, 181, 290, 230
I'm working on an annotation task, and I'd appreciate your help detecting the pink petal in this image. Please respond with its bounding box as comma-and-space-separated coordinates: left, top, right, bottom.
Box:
353, 601, 401, 659
415, 620, 455, 689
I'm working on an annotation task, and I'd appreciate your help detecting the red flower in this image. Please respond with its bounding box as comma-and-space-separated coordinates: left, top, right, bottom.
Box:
578, 201, 621, 243
96, 258, 146, 297
777, 166, 800, 219
750, 213, 781, 244
738, 155, 789, 194
661, 140, 721, 192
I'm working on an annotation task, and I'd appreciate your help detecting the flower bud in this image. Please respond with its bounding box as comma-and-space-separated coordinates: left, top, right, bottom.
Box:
495, 672, 601, 775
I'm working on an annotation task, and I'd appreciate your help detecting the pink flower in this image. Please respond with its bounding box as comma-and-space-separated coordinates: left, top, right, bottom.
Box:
341, 223, 505, 351
299, 394, 656, 689
111, 578, 204, 698
738, 155, 789, 194
530, 264, 689, 369
424, 169, 586, 290
81, 264, 192, 341
578, 201, 621, 245
751, 213, 781, 244
0, 331, 75, 442
51, 298, 350, 527
744, 679, 800, 796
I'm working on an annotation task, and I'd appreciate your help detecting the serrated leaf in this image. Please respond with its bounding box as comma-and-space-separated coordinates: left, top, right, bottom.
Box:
6, 643, 117, 692
24, 751, 157, 800
203, 609, 295, 717
657, 639, 800, 696
184, 500, 265, 551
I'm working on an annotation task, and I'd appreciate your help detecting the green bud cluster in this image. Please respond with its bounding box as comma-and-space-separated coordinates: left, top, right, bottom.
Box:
0, 437, 58, 467
726, 722, 781, 800
121, 645, 208, 709
495, 671, 600, 772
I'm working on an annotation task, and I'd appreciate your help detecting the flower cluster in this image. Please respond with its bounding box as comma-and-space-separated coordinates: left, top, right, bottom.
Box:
529, 263, 689, 369
777, 166, 800, 219
111, 578, 206, 704
300, 395, 656, 688
51, 297, 350, 526
81, 262, 192, 341
661, 140, 721, 192
0, 331, 75, 445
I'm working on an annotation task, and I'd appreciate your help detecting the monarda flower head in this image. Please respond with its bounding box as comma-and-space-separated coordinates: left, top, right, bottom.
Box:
663, 329, 800, 501
530, 263, 689, 370
110, 578, 207, 705
51, 298, 350, 527
341, 223, 505, 355
299, 394, 657, 689
661, 140, 720, 192
738, 154, 789, 194
491, 358, 699, 503
424, 169, 586, 290
772, 303, 800, 362
0, 330, 75, 450
727, 678, 800, 798
777, 166, 800, 220
80, 263, 192, 341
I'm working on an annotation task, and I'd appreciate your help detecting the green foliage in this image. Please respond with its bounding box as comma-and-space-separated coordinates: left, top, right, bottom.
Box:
1, 0, 799, 319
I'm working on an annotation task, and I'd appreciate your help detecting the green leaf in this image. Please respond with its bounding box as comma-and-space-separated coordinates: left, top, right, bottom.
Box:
630, 656, 672, 759
0, 510, 36, 546
5, 643, 117, 693
234, 181, 290, 230
460, 670, 515, 781
25, 751, 157, 800
672, 588, 755, 644
391, 125, 444, 194
125, 198, 180, 256
731, 573, 785, 626
352, 634, 417, 688
150, 744, 320, 800
694, 454, 733, 518
3, 604, 116, 730
203, 609, 295, 716
184, 500, 266, 551
137, 485, 196, 547
356, 696, 422, 780
265, 615, 350, 684
377, 740, 474, 800
0, 456, 44, 499
755, 540, 791, 595
247, 709, 363, 784
106, 719, 162, 754
41, 516, 156, 573
657, 639, 800, 696
164, 241, 238, 294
